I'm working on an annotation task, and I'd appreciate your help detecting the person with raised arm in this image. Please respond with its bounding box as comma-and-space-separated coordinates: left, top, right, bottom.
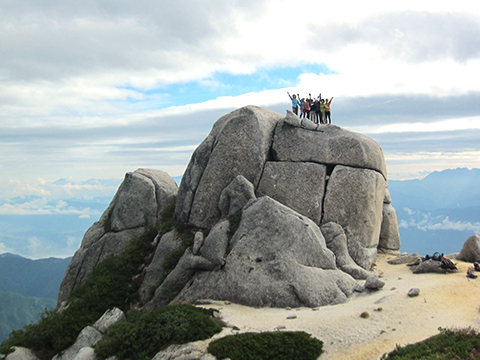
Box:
287, 92, 301, 116
325, 96, 334, 124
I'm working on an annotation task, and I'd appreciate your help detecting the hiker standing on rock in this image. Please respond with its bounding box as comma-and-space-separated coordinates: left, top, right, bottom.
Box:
287, 92, 301, 116
325, 97, 334, 124
320, 99, 326, 124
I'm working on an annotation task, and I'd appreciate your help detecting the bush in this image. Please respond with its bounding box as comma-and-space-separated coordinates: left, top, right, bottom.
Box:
95, 304, 223, 360
207, 331, 324, 360
382, 327, 480, 359
0, 227, 158, 360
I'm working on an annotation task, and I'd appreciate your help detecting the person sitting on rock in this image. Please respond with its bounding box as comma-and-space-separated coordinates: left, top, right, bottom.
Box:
287, 92, 301, 116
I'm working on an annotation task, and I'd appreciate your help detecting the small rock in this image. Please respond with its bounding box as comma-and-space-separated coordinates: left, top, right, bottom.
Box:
286, 315, 297, 319
312, 308, 319, 311
374, 307, 383, 312
364, 275, 385, 290
275, 325, 286, 330
224, 300, 231, 305
285, 307, 291, 310
390, 287, 396, 291
408, 288, 420, 297
360, 311, 370, 319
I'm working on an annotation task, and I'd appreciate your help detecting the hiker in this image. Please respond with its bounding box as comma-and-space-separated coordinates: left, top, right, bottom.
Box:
311, 98, 320, 124
467, 267, 478, 279
299, 96, 306, 119
304, 97, 311, 119
325, 96, 334, 124
320, 99, 326, 124
287, 92, 301, 116
315, 98, 322, 124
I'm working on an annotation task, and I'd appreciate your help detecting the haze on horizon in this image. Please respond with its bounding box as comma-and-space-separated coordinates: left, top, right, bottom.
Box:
0, 1, 479, 258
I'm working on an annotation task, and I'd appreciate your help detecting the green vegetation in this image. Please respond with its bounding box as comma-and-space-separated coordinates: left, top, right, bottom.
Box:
0, 227, 157, 360
95, 304, 223, 360
158, 202, 194, 247
382, 327, 480, 359
207, 331, 324, 360
159, 246, 187, 284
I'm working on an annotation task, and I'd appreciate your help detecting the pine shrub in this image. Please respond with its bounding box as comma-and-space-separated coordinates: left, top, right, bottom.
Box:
95, 304, 223, 360
207, 331, 324, 360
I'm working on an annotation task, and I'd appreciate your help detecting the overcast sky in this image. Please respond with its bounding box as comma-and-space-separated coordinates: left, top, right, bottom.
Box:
1, 0, 479, 210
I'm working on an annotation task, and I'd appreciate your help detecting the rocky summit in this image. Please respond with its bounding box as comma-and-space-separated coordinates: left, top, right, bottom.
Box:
58, 105, 401, 309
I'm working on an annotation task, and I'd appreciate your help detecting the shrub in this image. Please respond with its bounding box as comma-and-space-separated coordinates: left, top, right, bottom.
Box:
158, 201, 194, 248
95, 304, 223, 360
382, 327, 480, 359
207, 331, 324, 360
0, 227, 158, 360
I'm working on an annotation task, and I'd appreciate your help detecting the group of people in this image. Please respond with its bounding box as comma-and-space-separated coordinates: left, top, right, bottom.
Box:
287, 92, 334, 124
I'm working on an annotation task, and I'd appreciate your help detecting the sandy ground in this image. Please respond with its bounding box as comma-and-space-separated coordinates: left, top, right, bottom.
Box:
199, 253, 480, 360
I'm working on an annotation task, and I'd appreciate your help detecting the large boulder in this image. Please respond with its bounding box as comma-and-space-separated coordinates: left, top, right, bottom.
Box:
257, 161, 326, 224
271, 120, 387, 179
57, 169, 178, 307
459, 234, 480, 262
379, 203, 401, 253
138, 230, 184, 304
175, 106, 283, 229
321, 222, 370, 280
322, 165, 386, 269
56, 106, 401, 311
174, 197, 358, 308
5, 347, 39, 360
52, 326, 102, 360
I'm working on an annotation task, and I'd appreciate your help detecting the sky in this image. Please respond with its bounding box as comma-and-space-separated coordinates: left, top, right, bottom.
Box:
0, 1, 479, 258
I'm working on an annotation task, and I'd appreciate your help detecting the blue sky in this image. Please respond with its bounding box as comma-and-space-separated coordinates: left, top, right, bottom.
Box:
119, 63, 334, 110
0, 0, 479, 258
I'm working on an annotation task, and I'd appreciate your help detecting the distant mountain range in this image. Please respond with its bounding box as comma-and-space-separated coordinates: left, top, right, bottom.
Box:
388, 168, 480, 255
388, 168, 480, 211
0, 254, 70, 343
0, 253, 71, 299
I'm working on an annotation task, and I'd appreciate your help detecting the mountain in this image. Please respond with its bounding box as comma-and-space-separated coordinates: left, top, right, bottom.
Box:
0, 290, 56, 343
388, 168, 480, 255
388, 168, 480, 211
0, 253, 71, 299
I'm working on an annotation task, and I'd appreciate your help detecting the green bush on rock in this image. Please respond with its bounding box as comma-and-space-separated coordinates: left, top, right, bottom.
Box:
95, 304, 223, 360
207, 331, 324, 360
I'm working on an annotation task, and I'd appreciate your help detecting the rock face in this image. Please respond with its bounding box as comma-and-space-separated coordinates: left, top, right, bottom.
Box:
57, 168, 178, 307
58, 106, 401, 310
167, 197, 359, 308
175, 106, 282, 229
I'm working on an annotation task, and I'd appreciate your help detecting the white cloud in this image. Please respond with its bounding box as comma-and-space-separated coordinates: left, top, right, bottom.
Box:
399, 211, 480, 233
0, 242, 12, 254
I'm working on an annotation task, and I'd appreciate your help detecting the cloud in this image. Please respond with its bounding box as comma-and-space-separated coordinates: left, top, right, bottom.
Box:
309, 11, 480, 63
0, 178, 121, 202
399, 209, 480, 233
0, 242, 12, 254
